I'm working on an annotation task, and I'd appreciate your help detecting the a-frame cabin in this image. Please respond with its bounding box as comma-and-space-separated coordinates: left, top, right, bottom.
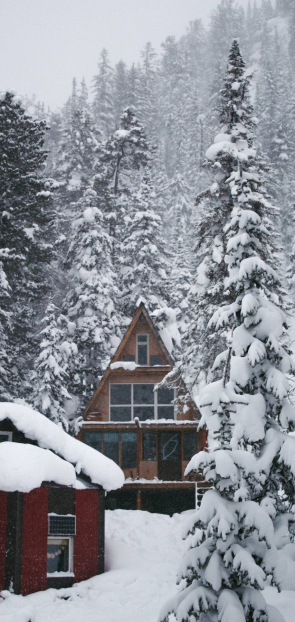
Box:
80, 303, 207, 514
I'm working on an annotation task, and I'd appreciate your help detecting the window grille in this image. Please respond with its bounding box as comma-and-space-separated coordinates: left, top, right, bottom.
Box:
48, 514, 76, 536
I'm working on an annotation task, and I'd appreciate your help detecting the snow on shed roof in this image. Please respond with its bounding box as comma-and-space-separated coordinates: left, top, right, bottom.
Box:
0, 403, 124, 492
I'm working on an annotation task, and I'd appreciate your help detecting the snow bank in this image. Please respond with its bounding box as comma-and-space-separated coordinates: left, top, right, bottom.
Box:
0, 442, 75, 493
0, 403, 124, 492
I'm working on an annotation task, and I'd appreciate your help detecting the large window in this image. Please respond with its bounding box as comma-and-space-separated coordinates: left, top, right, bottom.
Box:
142, 432, 157, 461
110, 384, 175, 421
121, 431, 137, 469
183, 432, 197, 461
84, 430, 137, 470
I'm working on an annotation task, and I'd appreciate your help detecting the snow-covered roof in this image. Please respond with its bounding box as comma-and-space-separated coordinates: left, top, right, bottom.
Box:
0, 403, 124, 492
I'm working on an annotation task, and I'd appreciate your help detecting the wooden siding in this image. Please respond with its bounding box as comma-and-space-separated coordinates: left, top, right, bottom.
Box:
75, 489, 99, 583
22, 488, 48, 595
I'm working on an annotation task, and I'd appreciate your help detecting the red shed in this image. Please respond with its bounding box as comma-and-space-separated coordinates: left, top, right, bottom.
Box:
0, 402, 124, 595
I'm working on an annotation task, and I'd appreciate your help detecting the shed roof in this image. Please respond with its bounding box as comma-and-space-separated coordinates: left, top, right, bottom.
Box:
0, 402, 124, 492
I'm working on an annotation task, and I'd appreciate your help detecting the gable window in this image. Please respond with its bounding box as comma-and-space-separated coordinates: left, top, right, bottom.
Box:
136, 334, 149, 365
0, 431, 12, 443
109, 384, 175, 421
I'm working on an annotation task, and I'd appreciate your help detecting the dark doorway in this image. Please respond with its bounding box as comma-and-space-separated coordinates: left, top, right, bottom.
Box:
158, 431, 181, 481
141, 490, 195, 515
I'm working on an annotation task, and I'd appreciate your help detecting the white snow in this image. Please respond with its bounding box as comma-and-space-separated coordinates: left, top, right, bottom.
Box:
0, 442, 75, 492
1, 509, 295, 622
110, 361, 139, 371
0, 403, 124, 492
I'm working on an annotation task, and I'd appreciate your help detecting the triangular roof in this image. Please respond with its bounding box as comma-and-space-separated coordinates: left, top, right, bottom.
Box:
84, 303, 173, 418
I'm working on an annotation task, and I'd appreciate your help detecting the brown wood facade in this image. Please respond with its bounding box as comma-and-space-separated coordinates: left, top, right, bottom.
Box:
81, 304, 207, 513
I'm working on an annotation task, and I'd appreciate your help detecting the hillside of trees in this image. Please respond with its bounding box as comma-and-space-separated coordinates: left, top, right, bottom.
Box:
1, 0, 294, 428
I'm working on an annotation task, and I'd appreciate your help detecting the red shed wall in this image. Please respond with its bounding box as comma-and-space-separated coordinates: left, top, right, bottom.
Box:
0, 491, 7, 591
21, 487, 48, 596
75, 489, 99, 582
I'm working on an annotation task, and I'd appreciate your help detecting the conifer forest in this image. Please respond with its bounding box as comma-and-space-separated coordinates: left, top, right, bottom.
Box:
1, 0, 294, 426
3, 0, 295, 621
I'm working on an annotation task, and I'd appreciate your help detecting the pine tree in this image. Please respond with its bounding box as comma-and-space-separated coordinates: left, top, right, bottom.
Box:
63, 187, 122, 411
178, 39, 259, 395
33, 303, 75, 428
0, 91, 55, 397
120, 174, 170, 319
92, 48, 114, 137
0, 258, 12, 401
159, 40, 295, 622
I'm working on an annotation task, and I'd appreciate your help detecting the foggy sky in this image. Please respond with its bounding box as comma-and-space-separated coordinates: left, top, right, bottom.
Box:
0, 0, 248, 111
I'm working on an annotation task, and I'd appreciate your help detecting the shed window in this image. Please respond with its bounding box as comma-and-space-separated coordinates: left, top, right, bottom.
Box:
136, 334, 148, 365
123, 355, 135, 362
142, 432, 157, 461
47, 537, 73, 575
121, 431, 137, 469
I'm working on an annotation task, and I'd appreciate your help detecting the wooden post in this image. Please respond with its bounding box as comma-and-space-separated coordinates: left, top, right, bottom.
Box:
136, 490, 141, 511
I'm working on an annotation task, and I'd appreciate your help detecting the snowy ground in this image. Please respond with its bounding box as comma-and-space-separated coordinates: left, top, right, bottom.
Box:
1, 509, 295, 622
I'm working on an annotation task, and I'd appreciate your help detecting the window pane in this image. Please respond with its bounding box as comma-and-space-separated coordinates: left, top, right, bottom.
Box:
104, 431, 119, 464
110, 384, 131, 405
134, 406, 154, 421
137, 335, 147, 342
158, 387, 174, 404
158, 406, 174, 420
160, 433, 180, 461
110, 406, 132, 422
142, 432, 157, 460
183, 432, 197, 461
47, 538, 70, 574
133, 384, 154, 404
84, 431, 102, 451
137, 345, 147, 365
121, 431, 137, 469
151, 355, 162, 366
123, 355, 135, 362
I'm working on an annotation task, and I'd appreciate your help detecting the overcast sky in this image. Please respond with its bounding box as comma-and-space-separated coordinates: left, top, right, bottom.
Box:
0, 0, 248, 111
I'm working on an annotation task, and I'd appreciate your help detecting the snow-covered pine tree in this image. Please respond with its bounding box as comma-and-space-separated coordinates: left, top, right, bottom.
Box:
63, 187, 122, 411
159, 39, 295, 622
92, 48, 114, 137
120, 173, 170, 318
178, 39, 258, 396
0, 258, 12, 401
0, 91, 55, 398
33, 303, 76, 429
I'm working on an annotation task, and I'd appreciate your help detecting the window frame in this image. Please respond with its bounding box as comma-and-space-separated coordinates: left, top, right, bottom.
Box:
109, 383, 176, 421
136, 334, 149, 365
0, 431, 12, 442
46, 535, 74, 577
